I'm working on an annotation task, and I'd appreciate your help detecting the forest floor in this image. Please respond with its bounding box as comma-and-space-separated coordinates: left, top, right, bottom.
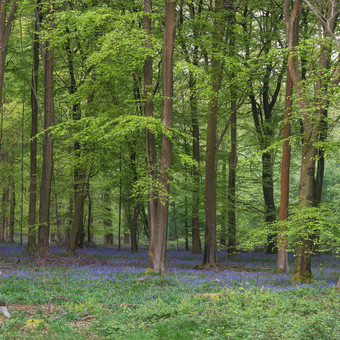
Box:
0, 244, 339, 339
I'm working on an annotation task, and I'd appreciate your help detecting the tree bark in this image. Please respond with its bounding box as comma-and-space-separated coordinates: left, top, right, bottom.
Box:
204, 0, 225, 266
143, 0, 157, 247
227, 0, 237, 257
38, 1, 55, 258
148, 0, 176, 273
0, 1, 17, 133
0, 186, 8, 241
27, 16, 40, 253
8, 176, 14, 243
277, 71, 292, 273
285, 0, 339, 283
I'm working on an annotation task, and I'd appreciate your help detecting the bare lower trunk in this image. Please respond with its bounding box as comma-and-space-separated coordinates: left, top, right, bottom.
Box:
0, 187, 9, 241
203, 0, 225, 266
148, 0, 176, 273
38, 1, 55, 258
336, 277, 340, 290
8, 179, 15, 243
27, 18, 40, 253
67, 172, 86, 254
291, 144, 315, 283
277, 71, 292, 273
131, 203, 140, 253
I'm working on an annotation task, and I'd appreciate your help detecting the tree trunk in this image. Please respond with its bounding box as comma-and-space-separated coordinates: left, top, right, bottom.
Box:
67, 171, 86, 253
148, 0, 176, 273
38, 1, 55, 258
277, 71, 292, 273
190, 68, 202, 254
86, 184, 93, 244
8, 178, 14, 243
143, 0, 157, 247
0, 1, 18, 133
227, 1, 237, 257
204, 0, 225, 265
284, 0, 339, 283
27, 17, 40, 253
336, 277, 340, 290
0, 187, 8, 241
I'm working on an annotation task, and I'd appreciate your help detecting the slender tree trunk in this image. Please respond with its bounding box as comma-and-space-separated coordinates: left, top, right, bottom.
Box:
184, 189, 189, 251
0, 187, 8, 241
220, 159, 227, 247
86, 183, 92, 244
143, 0, 157, 248
227, 97, 237, 257
227, 0, 237, 257
148, 0, 176, 273
118, 152, 122, 249
0, 1, 17, 133
190, 70, 202, 254
277, 71, 292, 273
336, 277, 340, 290
27, 17, 40, 253
38, 1, 55, 258
8, 177, 14, 243
204, 0, 225, 265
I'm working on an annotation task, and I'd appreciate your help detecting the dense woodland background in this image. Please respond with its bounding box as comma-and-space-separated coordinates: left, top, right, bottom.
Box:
0, 0, 339, 282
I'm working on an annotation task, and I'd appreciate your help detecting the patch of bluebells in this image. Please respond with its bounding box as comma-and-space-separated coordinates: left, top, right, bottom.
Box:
0, 244, 339, 299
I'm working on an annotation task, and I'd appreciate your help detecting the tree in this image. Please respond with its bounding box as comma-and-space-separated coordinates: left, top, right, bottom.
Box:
27, 2, 41, 253
277, 70, 292, 273
37, 0, 55, 258
284, 0, 340, 283
0, 0, 17, 134
204, 0, 226, 265
148, 0, 177, 273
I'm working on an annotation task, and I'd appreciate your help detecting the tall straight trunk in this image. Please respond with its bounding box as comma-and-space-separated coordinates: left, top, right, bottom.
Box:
38, 1, 55, 258
190, 70, 202, 254
227, 98, 237, 256
0, 186, 8, 241
8, 178, 14, 243
184, 188, 189, 251
204, 0, 225, 265
181, 1, 203, 254
148, 0, 176, 273
284, 0, 339, 283
118, 152, 122, 249
143, 0, 157, 244
227, 0, 237, 257
86, 183, 92, 244
66, 20, 87, 253
130, 149, 140, 253
0, 1, 17, 133
277, 71, 292, 273
220, 159, 227, 247
67, 172, 86, 253
337, 277, 340, 290
27, 18, 40, 253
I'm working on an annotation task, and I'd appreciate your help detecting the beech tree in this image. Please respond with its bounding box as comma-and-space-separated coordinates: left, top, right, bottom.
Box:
284, 0, 339, 283
148, 0, 177, 273
37, 0, 55, 258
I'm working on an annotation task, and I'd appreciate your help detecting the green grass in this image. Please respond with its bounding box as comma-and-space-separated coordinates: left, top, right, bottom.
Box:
0, 249, 338, 339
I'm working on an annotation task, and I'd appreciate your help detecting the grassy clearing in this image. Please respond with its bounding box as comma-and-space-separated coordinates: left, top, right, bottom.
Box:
0, 245, 339, 339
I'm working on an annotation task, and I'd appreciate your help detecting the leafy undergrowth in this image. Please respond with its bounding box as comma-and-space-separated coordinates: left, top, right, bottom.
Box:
0, 244, 339, 339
